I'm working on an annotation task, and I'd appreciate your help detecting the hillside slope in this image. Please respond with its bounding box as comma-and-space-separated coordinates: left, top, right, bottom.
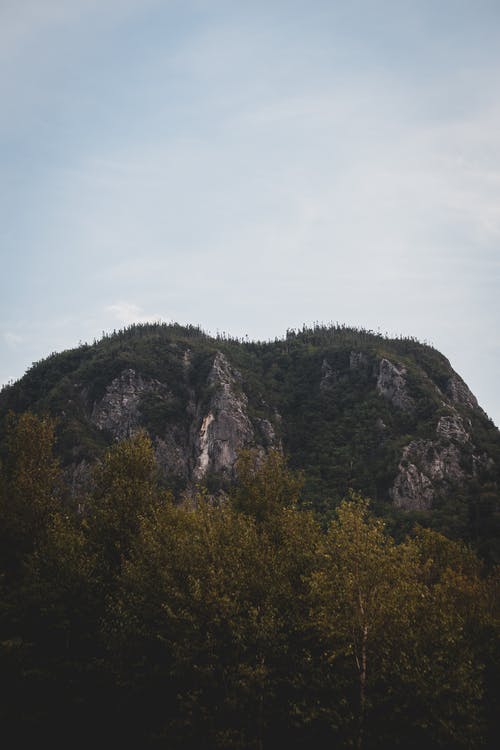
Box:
1, 322, 499, 558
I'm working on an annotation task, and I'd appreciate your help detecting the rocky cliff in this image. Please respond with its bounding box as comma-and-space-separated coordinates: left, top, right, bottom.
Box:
1, 322, 499, 555
57, 346, 280, 488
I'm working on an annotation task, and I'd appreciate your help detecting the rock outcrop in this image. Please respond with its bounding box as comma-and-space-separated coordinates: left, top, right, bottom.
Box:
320, 354, 415, 413
446, 373, 480, 411
376, 358, 414, 411
87, 353, 280, 486
193, 352, 257, 480
154, 432, 190, 480
391, 411, 471, 510
91, 369, 171, 440
436, 414, 470, 444
391, 439, 466, 510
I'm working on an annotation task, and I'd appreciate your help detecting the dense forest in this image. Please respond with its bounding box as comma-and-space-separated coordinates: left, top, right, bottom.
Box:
0, 412, 498, 748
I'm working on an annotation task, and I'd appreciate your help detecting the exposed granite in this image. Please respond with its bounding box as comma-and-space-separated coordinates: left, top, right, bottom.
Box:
377, 359, 415, 412
446, 373, 479, 410
391, 412, 473, 510
193, 352, 257, 481
91, 369, 171, 440
436, 414, 470, 444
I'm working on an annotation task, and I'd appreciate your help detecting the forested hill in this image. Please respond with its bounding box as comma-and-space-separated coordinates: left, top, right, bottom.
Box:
1, 322, 499, 559
0, 324, 499, 747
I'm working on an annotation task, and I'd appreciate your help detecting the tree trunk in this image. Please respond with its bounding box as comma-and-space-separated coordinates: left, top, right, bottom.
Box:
257, 654, 265, 750
357, 624, 368, 750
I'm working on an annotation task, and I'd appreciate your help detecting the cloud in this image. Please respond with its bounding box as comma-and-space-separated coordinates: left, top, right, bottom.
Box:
0, 0, 158, 54
3, 332, 23, 347
105, 302, 164, 326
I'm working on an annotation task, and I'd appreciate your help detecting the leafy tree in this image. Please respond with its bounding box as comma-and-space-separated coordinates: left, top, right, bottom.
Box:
0, 414, 497, 748
0, 412, 62, 572
86, 429, 163, 576
110, 454, 322, 748
231, 448, 303, 524
310, 495, 414, 746
310, 496, 486, 748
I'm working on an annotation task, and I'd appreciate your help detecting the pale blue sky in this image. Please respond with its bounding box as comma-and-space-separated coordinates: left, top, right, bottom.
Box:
1, 0, 499, 425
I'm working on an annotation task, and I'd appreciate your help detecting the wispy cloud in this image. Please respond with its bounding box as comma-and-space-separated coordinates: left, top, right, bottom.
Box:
0, 0, 158, 56
3, 332, 23, 347
105, 302, 164, 327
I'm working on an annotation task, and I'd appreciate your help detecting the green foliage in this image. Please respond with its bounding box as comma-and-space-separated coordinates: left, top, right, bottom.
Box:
1, 321, 499, 560
0, 412, 62, 572
231, 449, 303, 523
310, 498, 488, 748
0, 423, 498, 748
86, 429, 165, 575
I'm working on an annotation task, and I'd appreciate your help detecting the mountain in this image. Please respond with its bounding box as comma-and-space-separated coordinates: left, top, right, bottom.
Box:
1, 322, 499, 558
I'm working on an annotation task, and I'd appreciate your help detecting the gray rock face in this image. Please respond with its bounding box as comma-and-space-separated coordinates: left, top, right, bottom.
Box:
446, 374, 479, 410
76, 344, 493, 507
154, 433, 190, 479
193, 352, 259, 481
88, 354, 279, 486
436, 414, 470, 444
391, 456, 435, 511
391, 438, 466, 511
256, 417, 279, 447
90, 368, 189, 479
91, 369, 171, 440
391, 413, 471, 510
377, 359, 414, 411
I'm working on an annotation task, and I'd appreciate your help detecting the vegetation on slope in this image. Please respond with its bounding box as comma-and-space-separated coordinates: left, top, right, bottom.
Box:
1, 322, 499, 560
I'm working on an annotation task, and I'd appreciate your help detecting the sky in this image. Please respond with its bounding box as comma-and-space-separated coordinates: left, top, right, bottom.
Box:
1, 0, 499, 425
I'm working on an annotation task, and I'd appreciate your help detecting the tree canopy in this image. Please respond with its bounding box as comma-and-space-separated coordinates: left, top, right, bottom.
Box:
0, 413, 498, 748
